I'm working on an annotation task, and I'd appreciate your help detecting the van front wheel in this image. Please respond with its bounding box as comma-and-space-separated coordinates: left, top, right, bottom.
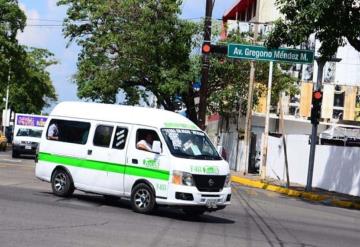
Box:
51, 169, 74, 197
131, 183, 155, 214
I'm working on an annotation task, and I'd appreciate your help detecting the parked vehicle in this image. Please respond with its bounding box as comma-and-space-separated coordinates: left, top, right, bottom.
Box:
12, 114, 48, 158
35, 102, 231, 215
319, 125, 360, 146
0, 132, 7, 151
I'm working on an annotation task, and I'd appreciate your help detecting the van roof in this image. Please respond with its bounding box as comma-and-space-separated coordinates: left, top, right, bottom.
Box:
50, 101, 200, 130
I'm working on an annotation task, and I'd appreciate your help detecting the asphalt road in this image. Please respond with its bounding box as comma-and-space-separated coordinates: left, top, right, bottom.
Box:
0, 150, 360, 247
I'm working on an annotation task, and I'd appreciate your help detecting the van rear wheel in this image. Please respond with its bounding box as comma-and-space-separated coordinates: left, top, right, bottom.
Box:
51, 169, 74, 197
131, 183, 155, 214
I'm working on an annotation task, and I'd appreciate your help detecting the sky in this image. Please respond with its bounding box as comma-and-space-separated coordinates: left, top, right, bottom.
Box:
17, 0, 236, 112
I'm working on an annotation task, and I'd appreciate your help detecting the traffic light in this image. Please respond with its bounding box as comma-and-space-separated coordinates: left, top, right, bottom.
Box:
201, 43, 227, 55
310, 90, 323, 125
202, 42, 211, 54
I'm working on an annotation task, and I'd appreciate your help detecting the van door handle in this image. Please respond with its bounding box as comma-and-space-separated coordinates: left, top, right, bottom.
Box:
132, 159, 138, 164
88, 149, 92, 155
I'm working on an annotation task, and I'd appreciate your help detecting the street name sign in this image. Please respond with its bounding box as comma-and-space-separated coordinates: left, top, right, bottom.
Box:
228, 43, 314, 64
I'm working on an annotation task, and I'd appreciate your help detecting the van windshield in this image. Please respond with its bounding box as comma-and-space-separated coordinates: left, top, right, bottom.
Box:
161, 128, 221, 160
16, 128, 42, 138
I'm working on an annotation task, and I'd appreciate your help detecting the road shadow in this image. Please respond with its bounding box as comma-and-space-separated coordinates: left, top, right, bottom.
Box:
47, 191, 235, 224
14, 155, 36, 160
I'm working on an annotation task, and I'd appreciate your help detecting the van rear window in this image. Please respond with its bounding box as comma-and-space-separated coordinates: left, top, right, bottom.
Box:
46, 119, 90, 145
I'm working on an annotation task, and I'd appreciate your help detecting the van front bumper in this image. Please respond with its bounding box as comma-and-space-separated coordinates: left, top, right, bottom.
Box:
156, 184, 231, 207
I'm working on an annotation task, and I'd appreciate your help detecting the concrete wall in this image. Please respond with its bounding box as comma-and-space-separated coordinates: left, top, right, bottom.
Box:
207, 114, 329, 172
258, 0, 281, 23
266, 135, 360, 196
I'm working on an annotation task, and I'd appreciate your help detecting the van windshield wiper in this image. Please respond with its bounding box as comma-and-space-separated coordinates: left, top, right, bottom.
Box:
193, 154, 220, 160
171, 152, 197, 159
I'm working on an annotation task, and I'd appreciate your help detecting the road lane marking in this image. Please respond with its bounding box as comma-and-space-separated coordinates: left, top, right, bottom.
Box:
0, 163, 35, 168
0, 159, 22, 163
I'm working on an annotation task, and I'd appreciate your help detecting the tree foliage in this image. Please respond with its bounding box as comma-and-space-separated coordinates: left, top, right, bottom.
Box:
59, 0, 298, 124
0, 0, 57, 113
9, 48, 58, 113
266, 0, 360, 59
59, 0, 199, 111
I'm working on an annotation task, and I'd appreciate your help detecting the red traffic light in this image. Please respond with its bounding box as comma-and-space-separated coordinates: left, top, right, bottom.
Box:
202, 43, 211, 53
313, 91, 322, 100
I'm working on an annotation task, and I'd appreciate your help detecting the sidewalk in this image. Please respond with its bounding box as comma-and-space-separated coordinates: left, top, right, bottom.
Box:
231, 171, 360, 210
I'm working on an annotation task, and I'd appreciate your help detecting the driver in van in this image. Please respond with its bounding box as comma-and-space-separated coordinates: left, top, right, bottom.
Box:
137, 133, 154, 152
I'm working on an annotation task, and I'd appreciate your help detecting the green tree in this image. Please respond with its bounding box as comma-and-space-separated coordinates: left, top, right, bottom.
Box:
0, 0, 57, 113
58, 0, 199, 111
266, 0, 360, 59
8, 48, 58, 113
0, 0, 26, 86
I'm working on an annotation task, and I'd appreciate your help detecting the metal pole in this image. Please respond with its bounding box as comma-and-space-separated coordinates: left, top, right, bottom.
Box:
242, 61, 255, 173
3, 65, 10, 135
260, 61, 273, 178
198, 0, 213, 130
305, 60, 325, 191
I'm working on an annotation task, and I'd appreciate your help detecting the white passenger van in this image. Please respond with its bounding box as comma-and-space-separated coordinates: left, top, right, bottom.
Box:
35, 102, 231, 215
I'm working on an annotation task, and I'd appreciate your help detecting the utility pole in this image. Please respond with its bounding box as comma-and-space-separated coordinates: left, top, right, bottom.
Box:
198, 0, 214, 130
242, 61, 256, 173
3, 60, 10, 135
260, 61, 273, 178
242, 27, 258, 173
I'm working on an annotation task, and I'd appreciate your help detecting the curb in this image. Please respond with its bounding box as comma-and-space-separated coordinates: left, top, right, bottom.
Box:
231, 176, 360, 210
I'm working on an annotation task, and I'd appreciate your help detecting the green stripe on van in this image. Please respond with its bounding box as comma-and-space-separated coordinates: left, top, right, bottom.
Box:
38, 152, 169, 181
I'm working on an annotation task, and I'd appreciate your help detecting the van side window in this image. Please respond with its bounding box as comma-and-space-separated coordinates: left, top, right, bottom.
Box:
136, 129, 161, 152
112, 127, 128, 150
93, 125, 114, 147
46, 119, 90, 145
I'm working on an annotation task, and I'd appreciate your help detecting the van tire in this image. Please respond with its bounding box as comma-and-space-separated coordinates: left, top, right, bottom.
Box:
51, 169, 74, 197
131, 183, 155, 214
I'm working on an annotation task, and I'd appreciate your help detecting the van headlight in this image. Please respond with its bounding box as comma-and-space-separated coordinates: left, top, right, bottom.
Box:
172, 171, 194, 186
224, 174, 231, 187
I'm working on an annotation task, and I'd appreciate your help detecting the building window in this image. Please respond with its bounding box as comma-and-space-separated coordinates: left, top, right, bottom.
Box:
112, 127, 128, 150
240, 11, 245, 21
47, 119, 90, 145
93, 125, 114, 148
253, 0, 257, 17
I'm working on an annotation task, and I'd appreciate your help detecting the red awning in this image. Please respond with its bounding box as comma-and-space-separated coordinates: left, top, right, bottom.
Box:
223, 0, 255, 22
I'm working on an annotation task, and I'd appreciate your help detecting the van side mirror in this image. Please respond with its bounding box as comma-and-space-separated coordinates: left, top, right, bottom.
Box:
217, 145, 222, 154
217, 145, 226, 160
152, 141, 162, 154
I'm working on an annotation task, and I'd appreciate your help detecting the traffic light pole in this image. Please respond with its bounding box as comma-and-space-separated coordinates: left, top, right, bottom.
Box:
198, 0, 213, 130
305, 59, 325, 192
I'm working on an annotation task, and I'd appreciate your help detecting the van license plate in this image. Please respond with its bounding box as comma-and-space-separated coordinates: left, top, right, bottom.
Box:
206, 199, 218, 208
25, 145, 31, 150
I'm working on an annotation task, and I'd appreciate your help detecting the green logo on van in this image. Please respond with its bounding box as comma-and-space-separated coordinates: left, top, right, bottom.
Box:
143, 159, 160, 169
191, 166, 219, 175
